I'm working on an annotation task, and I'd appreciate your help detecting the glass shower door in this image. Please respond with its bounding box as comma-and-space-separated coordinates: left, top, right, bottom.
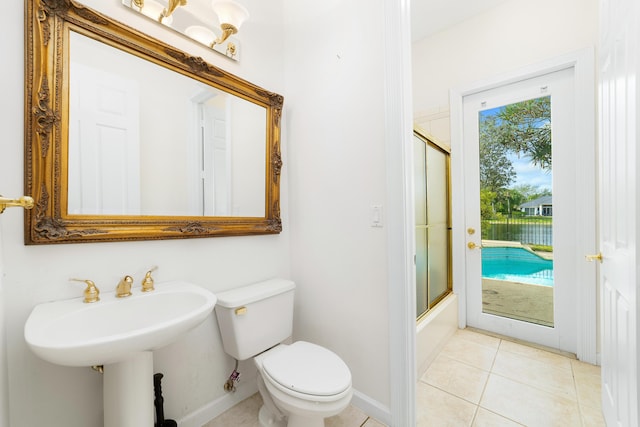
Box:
415, 131, 451, 319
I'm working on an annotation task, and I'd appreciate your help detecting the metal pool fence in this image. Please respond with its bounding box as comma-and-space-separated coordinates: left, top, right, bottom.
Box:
481, 218, 553, 246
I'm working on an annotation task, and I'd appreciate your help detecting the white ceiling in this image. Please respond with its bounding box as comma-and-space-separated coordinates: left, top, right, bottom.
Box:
411, 0, 512, 42
151, 0, 511, 45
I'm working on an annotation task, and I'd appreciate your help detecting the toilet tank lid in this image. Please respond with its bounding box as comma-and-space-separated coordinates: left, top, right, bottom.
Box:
216, 279, 295, 308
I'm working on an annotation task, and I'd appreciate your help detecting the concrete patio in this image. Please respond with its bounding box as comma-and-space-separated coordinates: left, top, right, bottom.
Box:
482, 278, 554, 327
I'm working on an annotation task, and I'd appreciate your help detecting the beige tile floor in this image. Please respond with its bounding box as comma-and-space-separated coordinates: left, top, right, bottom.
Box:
204, 328, 605, 427
203, 392, 386, 427
418, 329, 606, 426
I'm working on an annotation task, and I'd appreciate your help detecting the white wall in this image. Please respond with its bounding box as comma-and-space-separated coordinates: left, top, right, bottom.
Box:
1, 1, 288, 426
412, 0, 598, 131
283, 0, 392, 415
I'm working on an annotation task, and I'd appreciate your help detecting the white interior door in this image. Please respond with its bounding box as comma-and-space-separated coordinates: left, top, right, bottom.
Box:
599, 0, 639, 424
68, 62, 141, 215
202, 101, 230, 216
461, 66, 593, 354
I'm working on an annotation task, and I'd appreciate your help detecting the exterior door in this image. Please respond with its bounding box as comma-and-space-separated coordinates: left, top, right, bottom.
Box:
599, 0, 639, 424
462, 67, 592, 354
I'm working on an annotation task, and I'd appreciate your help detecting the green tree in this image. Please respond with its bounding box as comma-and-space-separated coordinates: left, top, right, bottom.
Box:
498, 188, 527, 216
479, 114, 516, 193
479, 97, 552, 219
480, 188, 497, 220
493, 97, 552, 170
512, 183, 552, 201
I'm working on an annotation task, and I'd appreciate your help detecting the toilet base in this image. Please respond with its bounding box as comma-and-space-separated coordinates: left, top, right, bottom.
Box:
258, 405, 326, 427
258, 405, 286, 427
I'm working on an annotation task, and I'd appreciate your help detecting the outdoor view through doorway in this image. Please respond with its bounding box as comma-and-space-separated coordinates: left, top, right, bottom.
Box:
479, 96, 554, 327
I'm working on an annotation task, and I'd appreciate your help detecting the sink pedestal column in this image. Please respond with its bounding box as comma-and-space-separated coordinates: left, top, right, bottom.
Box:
104, 351, 154, 427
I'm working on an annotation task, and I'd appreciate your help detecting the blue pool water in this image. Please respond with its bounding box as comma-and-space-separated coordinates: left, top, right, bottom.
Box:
482, 247, 554, 287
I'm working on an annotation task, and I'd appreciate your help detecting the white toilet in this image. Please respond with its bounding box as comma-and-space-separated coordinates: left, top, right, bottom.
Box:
215, 279, 353, 427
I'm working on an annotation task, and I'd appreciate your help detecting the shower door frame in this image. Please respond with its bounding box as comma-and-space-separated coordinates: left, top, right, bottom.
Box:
414, 129, 453, 320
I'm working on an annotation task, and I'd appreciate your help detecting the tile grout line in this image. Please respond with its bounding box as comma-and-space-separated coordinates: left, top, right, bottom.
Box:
477, 336, 572, 427
569, 360, 585, 425
486, 368, 580, 406
474, 337, 501, 409
491, 338, 583, 405
479, 339, 531, 427
570, 359, 594, 424
468, 404, 481, 427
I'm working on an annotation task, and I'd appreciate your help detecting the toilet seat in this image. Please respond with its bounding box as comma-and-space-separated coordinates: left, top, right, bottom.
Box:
261, 341, 351, 397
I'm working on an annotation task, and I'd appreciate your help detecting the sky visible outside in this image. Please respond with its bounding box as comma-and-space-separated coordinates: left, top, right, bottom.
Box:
481, 101, 552, 193
508, 152, 552, 191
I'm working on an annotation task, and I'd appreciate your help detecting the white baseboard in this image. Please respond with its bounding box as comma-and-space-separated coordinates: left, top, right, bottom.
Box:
351, 389, 391, 426
177, 383, 391, 427
176, 380, 258, 427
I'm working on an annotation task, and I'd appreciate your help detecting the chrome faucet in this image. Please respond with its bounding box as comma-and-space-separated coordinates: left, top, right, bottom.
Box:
115, 275, 133, 298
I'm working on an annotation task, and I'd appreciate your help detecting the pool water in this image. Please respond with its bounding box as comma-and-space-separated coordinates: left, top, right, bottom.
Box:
482, 247, 554, 287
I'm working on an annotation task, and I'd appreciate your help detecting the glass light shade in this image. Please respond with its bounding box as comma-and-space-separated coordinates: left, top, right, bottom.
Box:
185, 25, 216, 46
211, 1, 249, 29
140, 0, 173, 25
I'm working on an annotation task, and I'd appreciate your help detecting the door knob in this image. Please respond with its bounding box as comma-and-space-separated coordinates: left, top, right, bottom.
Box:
467, 228, 476, 235
467, 242, 482, 250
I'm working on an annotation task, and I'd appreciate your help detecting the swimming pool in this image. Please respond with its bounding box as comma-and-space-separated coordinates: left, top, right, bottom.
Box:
482, 247, 554, 287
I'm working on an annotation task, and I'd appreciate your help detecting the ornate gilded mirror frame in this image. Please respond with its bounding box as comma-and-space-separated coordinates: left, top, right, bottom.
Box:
25, 0, 283, 244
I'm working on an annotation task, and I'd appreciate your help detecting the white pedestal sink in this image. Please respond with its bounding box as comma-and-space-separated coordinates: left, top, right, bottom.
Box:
104, 351, 155, 426
24, 281, 217, 427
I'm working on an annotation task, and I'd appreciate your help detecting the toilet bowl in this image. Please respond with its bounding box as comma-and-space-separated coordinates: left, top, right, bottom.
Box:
214, 279, 353, 427
254, 341, 353, 427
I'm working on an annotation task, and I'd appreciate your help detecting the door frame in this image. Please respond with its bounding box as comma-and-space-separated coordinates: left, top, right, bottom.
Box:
0, 222, 7, 426
450, 48, 598, 363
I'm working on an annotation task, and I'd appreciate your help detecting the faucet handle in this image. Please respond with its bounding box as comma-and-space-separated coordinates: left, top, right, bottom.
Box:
70, 278, 100, 303
141, 266, 158, 292
116, 275, 133, 298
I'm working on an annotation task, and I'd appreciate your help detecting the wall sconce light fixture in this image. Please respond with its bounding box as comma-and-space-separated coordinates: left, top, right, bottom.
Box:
159, 0, 187, 21
132, 0, 174, 25
210, 1, 250, 46
125, 0, 249, 61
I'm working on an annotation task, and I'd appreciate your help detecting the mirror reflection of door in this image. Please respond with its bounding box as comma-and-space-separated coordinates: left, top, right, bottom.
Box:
204, 100, 230, 217
415, 131, 452, 319
68, 61, 141, 215
191, 92, 231, 216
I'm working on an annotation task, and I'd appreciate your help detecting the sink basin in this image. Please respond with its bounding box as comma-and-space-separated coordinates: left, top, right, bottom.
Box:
25, 280, 217, 367
25, 280, 216, 426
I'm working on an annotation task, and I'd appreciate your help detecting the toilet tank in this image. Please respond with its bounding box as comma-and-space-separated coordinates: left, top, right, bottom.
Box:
215, 279, 295, 360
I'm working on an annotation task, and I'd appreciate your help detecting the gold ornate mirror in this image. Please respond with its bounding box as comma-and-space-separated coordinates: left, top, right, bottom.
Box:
25, 0, 283, 244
